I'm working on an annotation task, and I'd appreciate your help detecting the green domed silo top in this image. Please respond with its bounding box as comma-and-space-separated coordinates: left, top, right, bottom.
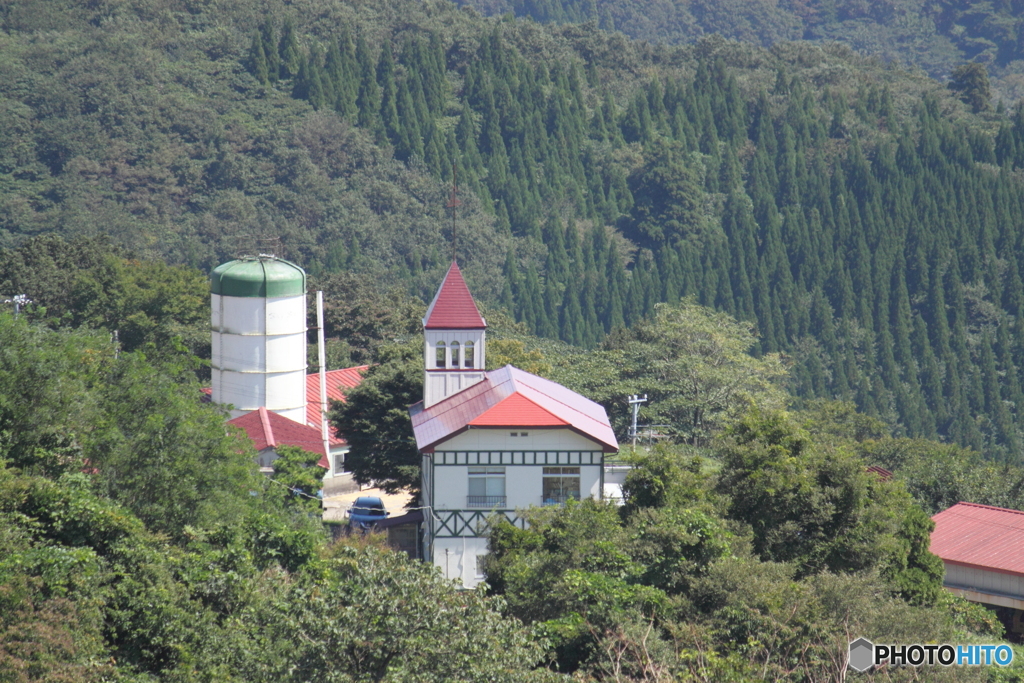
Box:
210, 256, 306, 297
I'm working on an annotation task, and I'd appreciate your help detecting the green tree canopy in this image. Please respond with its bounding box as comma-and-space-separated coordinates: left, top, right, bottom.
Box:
603, 300, 788, 444
715, 409, 944, 603
331, 341, 423, 495
949, 63, 992, 112
626, 143, 707, 246
0, 312, 258, 536
0, 235, 209, 361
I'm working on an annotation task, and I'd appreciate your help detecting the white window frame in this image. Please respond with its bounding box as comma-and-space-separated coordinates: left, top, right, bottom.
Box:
542, 466, 580, 505
468, 466, 506, 507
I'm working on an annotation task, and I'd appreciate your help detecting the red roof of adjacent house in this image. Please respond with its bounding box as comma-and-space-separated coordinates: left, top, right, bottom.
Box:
931, 502, 1024, 577
228, 407, 329, 467
410, 365, 618, 452
305, 366, 367, 445
422, 261, 486, 330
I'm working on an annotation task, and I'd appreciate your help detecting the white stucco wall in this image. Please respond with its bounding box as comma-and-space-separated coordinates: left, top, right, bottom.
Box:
431, 463, 601, 510
423, 424, 614, 583
428, 428, 605, 510
433, 536, 491, 589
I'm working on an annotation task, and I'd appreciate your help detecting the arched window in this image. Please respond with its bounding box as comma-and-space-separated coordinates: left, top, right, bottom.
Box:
436, 341, 446, 368
450, 341, 460, 369
464, 340, 475, 368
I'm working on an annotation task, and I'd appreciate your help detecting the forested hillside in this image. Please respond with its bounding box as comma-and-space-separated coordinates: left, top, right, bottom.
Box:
456, 0, 1024, 102
6, 0, 1024, 459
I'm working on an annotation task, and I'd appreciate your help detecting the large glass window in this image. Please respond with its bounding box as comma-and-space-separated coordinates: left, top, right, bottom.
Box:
468, 466, 505, 507
542, 467, 580, 505
464, 341, 475, 368
435, 341, 446, 368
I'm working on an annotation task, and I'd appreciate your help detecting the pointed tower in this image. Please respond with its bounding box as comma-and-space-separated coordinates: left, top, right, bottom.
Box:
423, 261, 486, 408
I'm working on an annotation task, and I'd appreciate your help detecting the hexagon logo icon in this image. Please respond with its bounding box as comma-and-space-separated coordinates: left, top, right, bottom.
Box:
848, 638, 874, 672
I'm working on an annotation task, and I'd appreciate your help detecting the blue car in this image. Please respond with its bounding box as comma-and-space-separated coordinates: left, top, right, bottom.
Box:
346, 496, 389, 531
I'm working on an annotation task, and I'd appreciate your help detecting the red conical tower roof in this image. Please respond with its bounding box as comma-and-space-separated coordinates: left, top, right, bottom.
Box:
423, 261, 486, 330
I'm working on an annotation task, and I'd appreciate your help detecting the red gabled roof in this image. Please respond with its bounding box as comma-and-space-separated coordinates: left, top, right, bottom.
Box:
469, 393, 569, 427
931, 502, 1024, 577
410, 365, 618, 452
423, 261, 486, 330
305, 366, 367, 446
228, 407, 329, 467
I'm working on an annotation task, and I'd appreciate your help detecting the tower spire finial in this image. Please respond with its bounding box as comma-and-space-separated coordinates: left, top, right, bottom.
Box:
446, 164, 461, 263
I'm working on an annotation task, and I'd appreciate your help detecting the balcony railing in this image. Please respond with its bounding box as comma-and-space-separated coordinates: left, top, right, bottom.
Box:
467, 495, 507, 508
542, 494, 579, 506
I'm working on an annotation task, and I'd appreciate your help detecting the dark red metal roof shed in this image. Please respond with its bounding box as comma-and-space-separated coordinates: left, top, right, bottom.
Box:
931, 502, 1024, 577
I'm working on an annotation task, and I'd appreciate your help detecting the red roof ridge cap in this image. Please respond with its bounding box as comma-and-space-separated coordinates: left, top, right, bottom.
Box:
944, 501, 1024, 516
262, 405, 278, 448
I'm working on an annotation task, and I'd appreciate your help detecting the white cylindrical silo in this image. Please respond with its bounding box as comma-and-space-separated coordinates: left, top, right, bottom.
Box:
210, 256, 307, 423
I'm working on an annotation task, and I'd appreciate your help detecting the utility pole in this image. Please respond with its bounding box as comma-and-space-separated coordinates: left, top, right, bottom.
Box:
628, 394, 647, 451
4, 294, 31, 318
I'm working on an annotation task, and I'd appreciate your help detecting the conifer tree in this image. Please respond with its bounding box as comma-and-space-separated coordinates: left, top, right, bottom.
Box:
278, 18, 302, 80
248, 31, 269, 84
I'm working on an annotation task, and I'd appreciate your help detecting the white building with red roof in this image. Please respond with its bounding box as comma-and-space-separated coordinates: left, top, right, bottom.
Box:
931, 502, 1024, 615
411, 261, 618, 588
228, 406, 330, 472
422, 261, 487, 408
226, 366, 367, 478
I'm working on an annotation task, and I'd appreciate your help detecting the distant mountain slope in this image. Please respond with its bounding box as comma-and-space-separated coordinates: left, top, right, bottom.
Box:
6, 0, 1024, 459
456, 0, 1024, 102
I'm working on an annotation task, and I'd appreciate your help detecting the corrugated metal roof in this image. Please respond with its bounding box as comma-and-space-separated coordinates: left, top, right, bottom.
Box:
411, 365, 618, 452
866, 465, 893, 480
228, 407, 328, 465
305, 366, 367, 445
931, 502, 1024, 577
422, 261, 486, 330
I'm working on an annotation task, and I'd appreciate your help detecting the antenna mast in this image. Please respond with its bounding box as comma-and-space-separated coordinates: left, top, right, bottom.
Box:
446, 164, 461, 262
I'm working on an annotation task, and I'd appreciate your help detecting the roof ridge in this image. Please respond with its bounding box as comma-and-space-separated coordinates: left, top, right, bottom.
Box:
952, 501, 1024, 516
506, 366, 609, 427
258, 406, 276, 448
469, 392, 569, 427
415, 374, 498, 418
326, 365, 369, 373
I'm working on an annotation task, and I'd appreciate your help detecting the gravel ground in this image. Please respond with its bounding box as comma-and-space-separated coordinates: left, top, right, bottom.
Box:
322, 485, 415, 523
